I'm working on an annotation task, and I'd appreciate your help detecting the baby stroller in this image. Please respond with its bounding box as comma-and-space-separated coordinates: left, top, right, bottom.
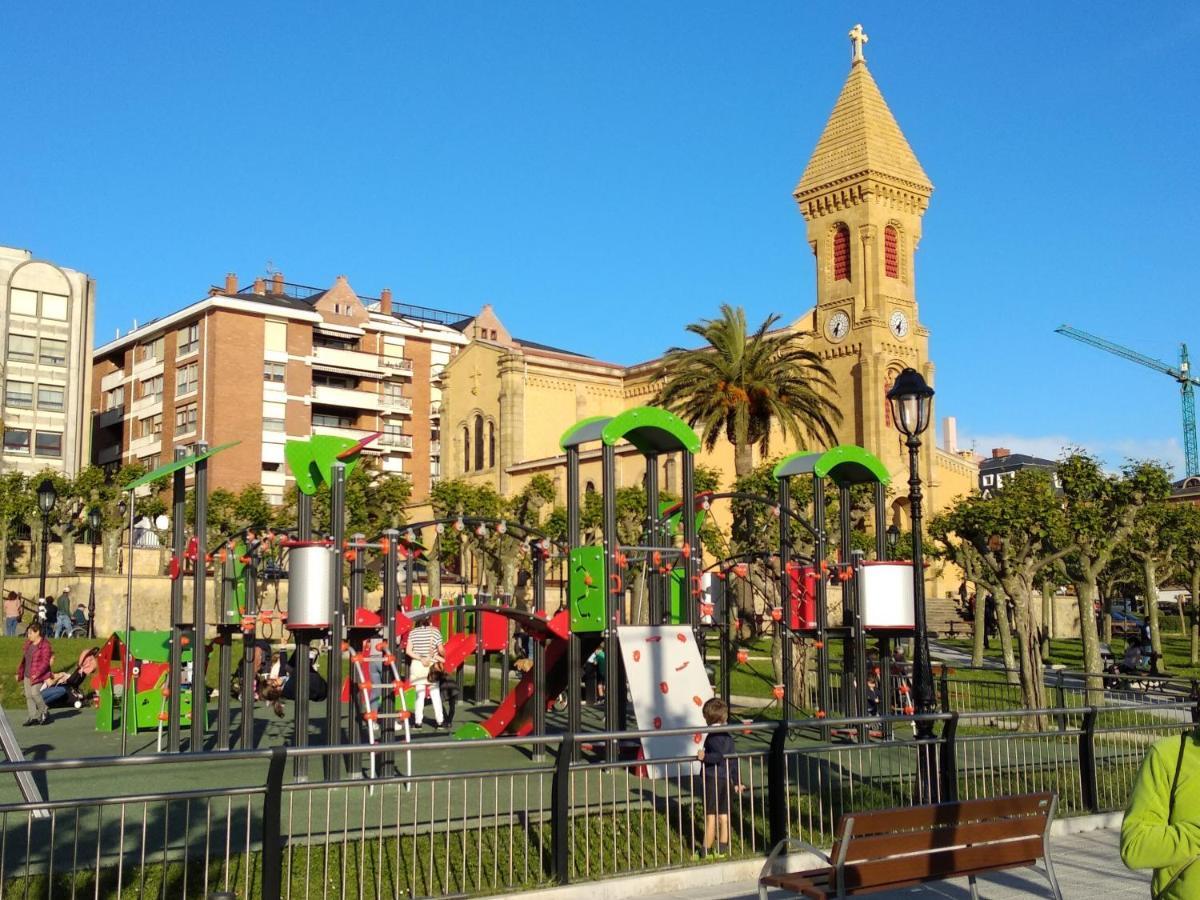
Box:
41, 648, 100, 709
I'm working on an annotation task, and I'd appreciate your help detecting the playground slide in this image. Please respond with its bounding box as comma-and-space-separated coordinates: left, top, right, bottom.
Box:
463, 634, 600, 739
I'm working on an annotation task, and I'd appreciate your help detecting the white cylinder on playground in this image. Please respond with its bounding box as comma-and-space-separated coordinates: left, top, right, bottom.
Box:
859, 561, 916, 629
287, 545, 335, 628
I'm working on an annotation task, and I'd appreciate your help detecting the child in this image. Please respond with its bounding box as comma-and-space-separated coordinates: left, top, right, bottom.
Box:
15, 623, 52, 725
697, 697, 742, 857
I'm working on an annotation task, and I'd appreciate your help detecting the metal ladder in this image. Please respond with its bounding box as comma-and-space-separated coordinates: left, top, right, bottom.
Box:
350, 640, 412, 780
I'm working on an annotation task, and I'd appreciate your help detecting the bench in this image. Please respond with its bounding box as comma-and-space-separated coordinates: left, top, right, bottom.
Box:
758, 792, 1061, 900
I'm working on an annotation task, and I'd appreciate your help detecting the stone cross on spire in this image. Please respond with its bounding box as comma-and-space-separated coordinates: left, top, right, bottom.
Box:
849, 23, 868, 64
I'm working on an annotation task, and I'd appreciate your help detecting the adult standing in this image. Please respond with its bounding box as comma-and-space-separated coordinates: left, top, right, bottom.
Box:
3, 591, 21, 637
42, 595, 58, 635
15, 622, 52, 725
405, 621, 445, 729
55, 586, 72, 638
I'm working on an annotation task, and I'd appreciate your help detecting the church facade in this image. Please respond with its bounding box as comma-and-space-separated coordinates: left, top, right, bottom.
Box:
440, 27, 978, 591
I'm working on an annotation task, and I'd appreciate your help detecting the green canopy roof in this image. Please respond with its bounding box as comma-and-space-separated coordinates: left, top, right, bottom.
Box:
601, 407, 700, 455
559, 416, 612, 450
773, 445, 890, 487
123, 441, 241, 491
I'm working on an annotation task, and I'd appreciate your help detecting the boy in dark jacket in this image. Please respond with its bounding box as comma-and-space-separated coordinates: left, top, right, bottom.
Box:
15, 623, 52, 725
697, 698, 742, 857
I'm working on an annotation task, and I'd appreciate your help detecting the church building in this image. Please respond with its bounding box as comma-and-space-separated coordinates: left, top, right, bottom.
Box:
441, 26, 979, 586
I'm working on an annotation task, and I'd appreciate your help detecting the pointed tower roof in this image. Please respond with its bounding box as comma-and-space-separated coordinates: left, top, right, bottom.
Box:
795, 26, 932, 206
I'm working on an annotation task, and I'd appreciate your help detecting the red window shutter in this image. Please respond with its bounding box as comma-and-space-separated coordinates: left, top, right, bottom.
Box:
884, 226, 899, 278
833, 226, 851, 281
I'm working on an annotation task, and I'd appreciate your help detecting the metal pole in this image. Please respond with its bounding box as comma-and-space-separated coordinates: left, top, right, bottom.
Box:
813, 475, 830, 719
644, 454, 660, 624
119, 493, 136, 756
908, 435, 935, 735
88, 532, 97, 639
293, 491, 313, 782
325, 463, 346, 781
190, 443, 209, 751
241, 537, 258, 750
778, 475, 793, 720
532, 541, 547, 761
167, 452, 186, 753
680, 451, 697, 629
839, 486, 854, 717
565, 446, 582, 761
873, 482, 888, 561
602, 442, 621, 756
38, 511, 50, 599
380, 529, 399, 774
347, 533, 364, 776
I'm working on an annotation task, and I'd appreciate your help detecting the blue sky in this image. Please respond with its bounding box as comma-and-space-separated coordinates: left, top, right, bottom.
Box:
4, 3, 1199, 473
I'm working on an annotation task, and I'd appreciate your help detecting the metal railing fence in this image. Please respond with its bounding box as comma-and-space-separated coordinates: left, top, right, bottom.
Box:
0, 702, 1193, 899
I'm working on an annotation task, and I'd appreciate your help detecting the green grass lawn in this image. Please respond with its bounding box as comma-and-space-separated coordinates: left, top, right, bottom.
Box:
940, 630, 1200, 681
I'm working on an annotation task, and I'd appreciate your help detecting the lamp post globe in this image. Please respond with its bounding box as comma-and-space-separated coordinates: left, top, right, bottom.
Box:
36, 478, 57, 599
87, 506, 102, 638
885, 368, 938, 786
886, 524, 900, 557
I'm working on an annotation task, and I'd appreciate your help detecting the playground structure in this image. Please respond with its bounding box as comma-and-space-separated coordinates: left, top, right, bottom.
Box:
102, 407, 917, 776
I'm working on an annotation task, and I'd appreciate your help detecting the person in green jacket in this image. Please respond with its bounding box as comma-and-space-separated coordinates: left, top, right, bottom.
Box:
1121, 731, 1200, 899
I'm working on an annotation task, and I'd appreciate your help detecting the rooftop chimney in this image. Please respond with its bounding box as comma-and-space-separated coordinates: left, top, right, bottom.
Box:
252, 277, 265, 295
941, 416, 958, 455
992, 448, 1011, 459
224, 273, 238, 295
380, 288, 393, 316
271, 272, 284, 295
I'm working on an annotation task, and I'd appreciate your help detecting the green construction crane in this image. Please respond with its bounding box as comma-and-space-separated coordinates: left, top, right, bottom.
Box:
1055, 324, 1200, 477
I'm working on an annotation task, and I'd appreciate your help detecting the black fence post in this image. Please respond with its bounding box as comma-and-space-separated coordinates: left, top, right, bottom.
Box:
1055, 671, 1068, 732
551, 738, 571, 884
261, 745, 288, 900
939, 712, 960, 802
1190, 680, 1200, 724
937, 665, 950, 713
1079, 707, 1099, 814
768, 720, 789, 848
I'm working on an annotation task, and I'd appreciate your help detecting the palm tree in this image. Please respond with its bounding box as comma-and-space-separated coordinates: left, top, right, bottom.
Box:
655, 304, 841, 478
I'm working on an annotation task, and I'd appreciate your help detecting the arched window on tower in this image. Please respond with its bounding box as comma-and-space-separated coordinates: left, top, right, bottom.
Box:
462, 426, 470, 472
833, 225, 851, 282
884, 225, 899, 279
488, 421, 495, 468
474, 415, 484, 471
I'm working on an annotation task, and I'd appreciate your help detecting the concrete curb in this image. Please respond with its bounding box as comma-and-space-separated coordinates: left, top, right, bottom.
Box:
519, 814, 1122, 900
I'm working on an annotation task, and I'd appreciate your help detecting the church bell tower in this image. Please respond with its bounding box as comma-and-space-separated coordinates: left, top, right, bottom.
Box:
795, 24, 936, 470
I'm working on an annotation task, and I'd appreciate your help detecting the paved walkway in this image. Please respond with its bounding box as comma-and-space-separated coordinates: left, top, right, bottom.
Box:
652, 828, 1148, 899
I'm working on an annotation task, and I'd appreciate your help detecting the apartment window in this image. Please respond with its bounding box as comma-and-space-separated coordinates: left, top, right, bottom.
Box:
177, 323, 200, 356
105, 386, 124, 410
35, 431, 62, 458
313, 372, 353, 389
139, 375, 163, 401
263, 400, 286, 432
5, 380, 33, 408
312, 412, 352, 428
175, 403, 197, 434
264, 362, 285, 384
3, 428, 30, 454
9, 289, 38, 317
7, 334, 36, 363
42, 294, 68, 321
39, 338, 67, 367
262, 462, 282, 473
142, 454, 160, 470
430, 455, 441, 478
313, 333, 357, 351
264, 490, 284, 506
137, 337, 164, 362
176, 363, 198, 396
383, 384, 405, 403
263, 417, 286, 432
37, 385, 64, 411
264, 320, 287, 352
139, 414, 162, 439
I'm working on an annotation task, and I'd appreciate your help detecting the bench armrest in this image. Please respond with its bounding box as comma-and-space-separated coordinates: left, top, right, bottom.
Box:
759, 837, 831, 881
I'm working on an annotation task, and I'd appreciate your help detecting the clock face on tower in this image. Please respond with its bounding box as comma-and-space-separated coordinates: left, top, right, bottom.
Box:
826, 311, 850, 342
889, 310, 909, 339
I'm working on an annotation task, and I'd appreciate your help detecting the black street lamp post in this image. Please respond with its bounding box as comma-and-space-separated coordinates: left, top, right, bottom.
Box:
886, 368, 937, 780
88, 506, 102, 638
36, 478, 57, 600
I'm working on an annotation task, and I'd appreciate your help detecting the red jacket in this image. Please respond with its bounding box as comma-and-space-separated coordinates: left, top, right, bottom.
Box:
17, 639, 51, 684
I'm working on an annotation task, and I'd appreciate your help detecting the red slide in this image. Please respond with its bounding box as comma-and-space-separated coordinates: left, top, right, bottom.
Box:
472, 637, 573, 738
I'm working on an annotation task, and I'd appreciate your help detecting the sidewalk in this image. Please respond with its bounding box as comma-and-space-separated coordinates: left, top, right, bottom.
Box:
656, 828, 1146, 899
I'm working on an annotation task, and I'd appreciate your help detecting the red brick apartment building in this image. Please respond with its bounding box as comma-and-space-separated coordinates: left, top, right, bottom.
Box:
91, 273, 470, 503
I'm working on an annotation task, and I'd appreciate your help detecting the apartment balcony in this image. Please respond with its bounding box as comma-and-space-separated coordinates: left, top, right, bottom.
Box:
312, 345, 384, 375
130, 394, 163, 416
381, 394, 413, 414
95, 405, 125, 430
429, 401, 442, 419
312, 384, 383, 411
379, 433, 413, 452
95, 444, 123, 466
129, 434, 162, 455
100, 369, 127, 393
312, 423, 384, 450
380, 357, 414, 377
131, 356, 164, 378
429, 440, 441, 456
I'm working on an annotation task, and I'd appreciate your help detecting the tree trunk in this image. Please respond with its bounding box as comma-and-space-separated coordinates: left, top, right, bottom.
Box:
1039, 580, 1053, 663
1098, 585, 1112, 644
61, 531, 77, 576
971, 592, 986, 667
102, 531, 121, 574
1075, 578, 1105, 705
1191, 567, 1200, 666
995, 590, 1018, 684
28, 521, 41, 575
1010, 580, 1047, 730
1142, 558, 1162, 658
0, 523, 8, 597
733, 443, 753, 480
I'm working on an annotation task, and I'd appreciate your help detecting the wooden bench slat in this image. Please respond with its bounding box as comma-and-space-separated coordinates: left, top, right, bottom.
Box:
841, 816, 1047, 861
833, 793, 1053, 837
844, 836, 1043, 891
